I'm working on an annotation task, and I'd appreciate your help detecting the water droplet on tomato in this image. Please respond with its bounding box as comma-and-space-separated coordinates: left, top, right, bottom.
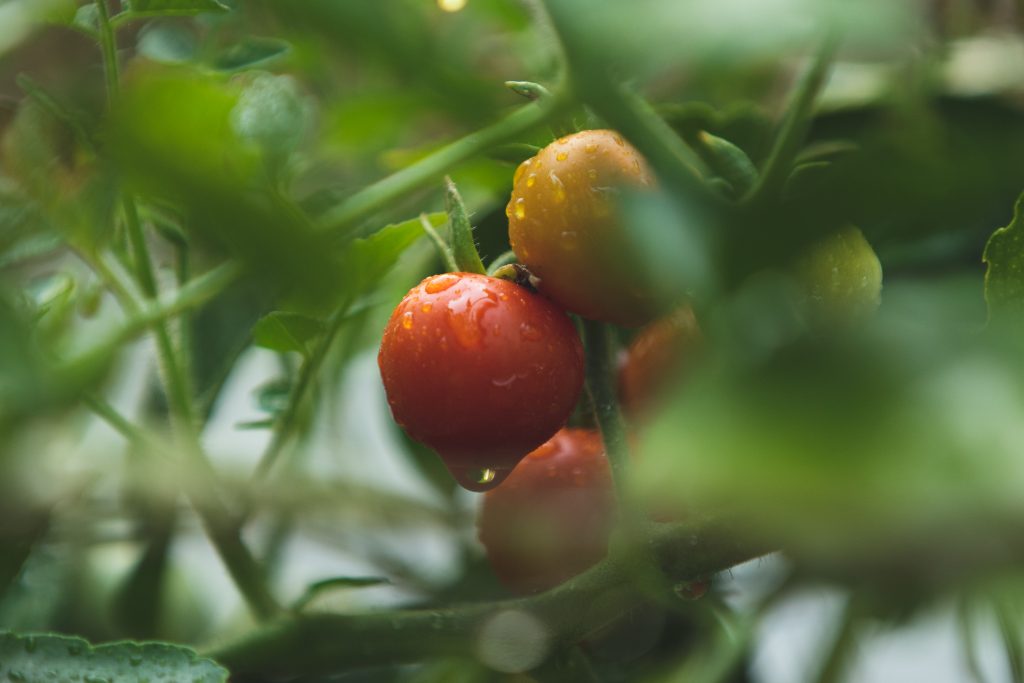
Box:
632, 158, 641, 173
674, 579, 710, 601
505, 203, 512, 218
425, 274, 458, 294
587, 168, 598, 181
445, 463, 511, 492
555, 152, 568, 162
584, 143, 597, 153
513, 198, 526, 220
549, 172, 565, 203
520, 323, 542, 341
421, 303, 432, 313
401, 311, 414, 329
446, 286, 499, 347
526, 173, 536, 188
613, 135, 625, 146
514, 163, 527, 184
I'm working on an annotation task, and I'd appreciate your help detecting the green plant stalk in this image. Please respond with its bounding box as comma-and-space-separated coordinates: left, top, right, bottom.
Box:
445, 177, 486, 275
315, 94, 568, 237
60, 262, 241, 375
250, 311, 346, 482
207, 518, 771, 677
743, 36, 838, 206
581, 320, 630, 503
92, 4, 280, 621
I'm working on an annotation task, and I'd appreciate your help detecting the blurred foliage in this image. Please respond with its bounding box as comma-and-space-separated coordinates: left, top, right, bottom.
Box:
1, 0, 1024, 681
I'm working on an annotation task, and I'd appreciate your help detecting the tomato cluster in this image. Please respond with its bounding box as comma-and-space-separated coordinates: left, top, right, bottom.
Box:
378, 127, 883, 591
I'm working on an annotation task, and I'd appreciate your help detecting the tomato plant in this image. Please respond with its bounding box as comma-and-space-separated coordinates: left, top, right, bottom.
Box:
507, 129, 661, 327
477, 428, 615, 593
378, 272, 584, 490
3, 1, 1024, 681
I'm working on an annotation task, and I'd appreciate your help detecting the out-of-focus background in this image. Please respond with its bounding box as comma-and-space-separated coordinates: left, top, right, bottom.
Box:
4, 0, 1024, 681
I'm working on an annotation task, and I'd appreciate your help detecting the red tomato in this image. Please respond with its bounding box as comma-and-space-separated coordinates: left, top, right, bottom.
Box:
618, 306, 701, 417
477, 429, 615, 593
507, 129, 658, 327
378, 273, 585, 491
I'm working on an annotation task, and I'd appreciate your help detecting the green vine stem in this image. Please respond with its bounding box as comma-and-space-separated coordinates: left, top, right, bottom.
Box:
207, 518, 771, 677
743, 35, 838, 206
315, 93, 568, 237
92, 2, 280, 621
581, 319, 630, 503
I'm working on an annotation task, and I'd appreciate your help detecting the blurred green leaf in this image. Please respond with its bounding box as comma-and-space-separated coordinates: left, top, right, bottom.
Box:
0, 632, 227, 682
337, 213, 442, 295
983, 193, 1024, 327
292, 576, 390, 611
213, 37, 291, 72
252, 311, 325, 356
136, 23, 199, 65
125, 0, 229, 17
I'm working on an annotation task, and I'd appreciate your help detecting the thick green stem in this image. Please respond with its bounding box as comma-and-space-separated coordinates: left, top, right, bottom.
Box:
315, 94, 567, 237
581, 320, 630, 502
207, 518, 771, 677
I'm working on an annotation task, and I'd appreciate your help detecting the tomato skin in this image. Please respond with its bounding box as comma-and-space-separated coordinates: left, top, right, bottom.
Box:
477, 429, 615, 593
794, 226, 882, 327
618, 307, 701, 417
507, 129, 658, 328
378, 273, 585, 491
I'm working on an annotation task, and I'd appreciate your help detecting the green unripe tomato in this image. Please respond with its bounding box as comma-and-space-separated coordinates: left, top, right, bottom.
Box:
793, 227, 882, 326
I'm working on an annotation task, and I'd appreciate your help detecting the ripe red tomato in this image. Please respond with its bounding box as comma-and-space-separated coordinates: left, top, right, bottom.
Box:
378, 272, 585, 491
477, 429, 615, 593
506, 129, 658, 328
618, 306, 701, 417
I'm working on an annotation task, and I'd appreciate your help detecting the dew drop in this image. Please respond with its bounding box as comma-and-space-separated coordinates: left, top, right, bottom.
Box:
513, 159, 530, 183
513, 198, 526, 220
444, 463, 511, 492
425, 274, 458, 294
613, 135, 625, 146
632, 158, 641, 173
446, 286, 499, 348
401, 311, 414, 330
674, 579, 710, 601
505, 203, 512, 218
549, 172, 566, 203
421, 303, 433, 313
584, 143, 597, 153
559, 231, 579, 251
587, 168, 598, 181
557, 136, 570, 145
526, 173, 536, 188
520, 322, 542, 341
555, 152, 568, 162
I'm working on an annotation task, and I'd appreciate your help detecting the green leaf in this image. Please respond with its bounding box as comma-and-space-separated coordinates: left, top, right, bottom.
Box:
124, 0, 229, 17
984, 192, 1024, 327
252, 311, 326, 355
212, 37, 291, 72
292, 577, 390, 612
137, 23, 199, 64
339, 213, 443, 295
0, 631, 228, 682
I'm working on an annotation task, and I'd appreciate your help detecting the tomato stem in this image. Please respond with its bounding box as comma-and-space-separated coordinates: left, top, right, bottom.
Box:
581, 319, 631, 503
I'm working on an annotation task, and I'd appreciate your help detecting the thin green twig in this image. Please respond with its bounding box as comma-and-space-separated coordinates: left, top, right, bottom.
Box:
419, 213, 457, 272
314, 94, 568, 237
581, 319, 630, 502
